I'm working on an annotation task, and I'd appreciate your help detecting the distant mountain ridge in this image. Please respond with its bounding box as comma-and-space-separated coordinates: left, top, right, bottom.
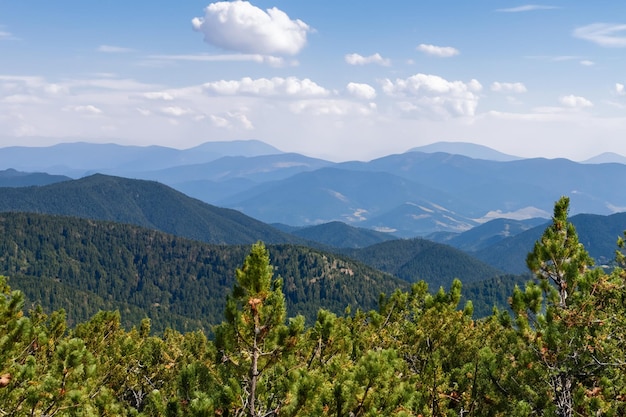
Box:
0, 139, 282, 177
408, 141, 522, 161
0, 168, 71, 187
2, 140, 626, 237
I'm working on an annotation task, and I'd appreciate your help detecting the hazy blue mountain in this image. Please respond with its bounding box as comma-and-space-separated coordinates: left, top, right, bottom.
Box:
129, 153, 335, 203
473, 212, 626, 274
3, 140, 626, 238
218, 151, 626, 236
339, 152, 626, 218
171, 177, 259, 204
408, 141, 522, 161
0, 174, 304, 245
0, 140, 282, 177
0, 168, 71, 187
427, 217, 549, 252
361, 201, 479, 237
220, 167, 463, 232
582, 152, 626, 165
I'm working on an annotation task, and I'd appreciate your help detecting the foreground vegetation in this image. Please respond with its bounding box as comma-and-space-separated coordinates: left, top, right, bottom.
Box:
1, 197, 626, 416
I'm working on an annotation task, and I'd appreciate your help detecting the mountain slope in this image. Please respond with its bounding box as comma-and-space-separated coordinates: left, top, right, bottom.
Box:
289, 221, 399, 248
473, 212, 626, 273
0, 174, 302, 245
342, 238, 504, 290
221, 167, 469, 235
0, 212, 408, 332
428, 217, 549, 252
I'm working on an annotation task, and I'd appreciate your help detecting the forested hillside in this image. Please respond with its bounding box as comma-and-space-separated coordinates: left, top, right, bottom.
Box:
342, 238, 504, 289
0, 174, 303, 245
0, 212, 407, 332
1, 199, 625, 416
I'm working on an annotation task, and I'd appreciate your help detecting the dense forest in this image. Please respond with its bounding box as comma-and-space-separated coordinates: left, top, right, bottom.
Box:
0, 212, 409, 333
1, 197, 626, 416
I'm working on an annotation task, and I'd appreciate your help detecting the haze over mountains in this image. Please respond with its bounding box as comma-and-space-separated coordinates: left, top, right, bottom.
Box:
1, 140, 625, 237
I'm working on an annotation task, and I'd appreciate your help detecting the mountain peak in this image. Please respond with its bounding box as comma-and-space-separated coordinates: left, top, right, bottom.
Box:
407, 141, 521, 162
582, 152, 626, 165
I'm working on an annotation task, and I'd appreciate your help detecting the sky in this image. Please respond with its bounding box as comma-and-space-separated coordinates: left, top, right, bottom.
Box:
1, 0, 626, 162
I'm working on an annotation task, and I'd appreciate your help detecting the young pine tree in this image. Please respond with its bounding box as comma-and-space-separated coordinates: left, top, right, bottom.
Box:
215, 242, 304, 417
511, 196, 626, 416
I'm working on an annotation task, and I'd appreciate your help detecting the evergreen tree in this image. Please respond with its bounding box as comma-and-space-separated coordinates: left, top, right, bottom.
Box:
215, 242, 304, 417
511, 196, 626, 416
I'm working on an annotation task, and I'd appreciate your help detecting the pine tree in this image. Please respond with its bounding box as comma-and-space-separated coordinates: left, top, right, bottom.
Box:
215, 242, 304, 417
511, 196, 626, 416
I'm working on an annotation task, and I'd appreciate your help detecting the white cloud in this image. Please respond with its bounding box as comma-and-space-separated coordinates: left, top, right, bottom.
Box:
381, 74, 482, 117
63, 105, 103, 114
559, 95, 593, 108
192, 1, 311, 55
209, 112, 254, 130
97, 45, 134, 53
579, 60, 595, 66
416, 44, 459, 58
491, 82, 527, 93
344, 53, 391, 66
346, 83, 376, 100
289, 99, 375, 117
496, 5, 559, 12
573, 23, 626, 47
161, 106, 192, 117
203, 77, 330, 98
615, 83, 625, 95
143, 92, 175, 101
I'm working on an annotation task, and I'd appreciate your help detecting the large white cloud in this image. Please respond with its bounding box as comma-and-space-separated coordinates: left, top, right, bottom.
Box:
344, 53, 391, 66
202, 77, 330, 98
573, 23, 626, 47
416, 44, 459, 58
192, 1, 311, 55
381, 74, 482, 117
491, 82, 527, 93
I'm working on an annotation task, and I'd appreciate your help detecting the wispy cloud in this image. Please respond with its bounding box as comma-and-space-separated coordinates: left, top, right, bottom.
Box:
0, 28, 18, 41
97, 45, 134, 53
417, 44, 459, 58
573, 23, 626, 47
147, 53, 287, 67
344, 53, 391, 66
491, 82, 527, 93
496, 4, 559, 12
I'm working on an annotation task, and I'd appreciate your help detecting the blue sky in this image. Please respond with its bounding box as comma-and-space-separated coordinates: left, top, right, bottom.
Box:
2, 0, 626, 161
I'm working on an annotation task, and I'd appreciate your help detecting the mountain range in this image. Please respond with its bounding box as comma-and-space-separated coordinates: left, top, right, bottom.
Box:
0, 148, 624, 329
1, 140, 625, 237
